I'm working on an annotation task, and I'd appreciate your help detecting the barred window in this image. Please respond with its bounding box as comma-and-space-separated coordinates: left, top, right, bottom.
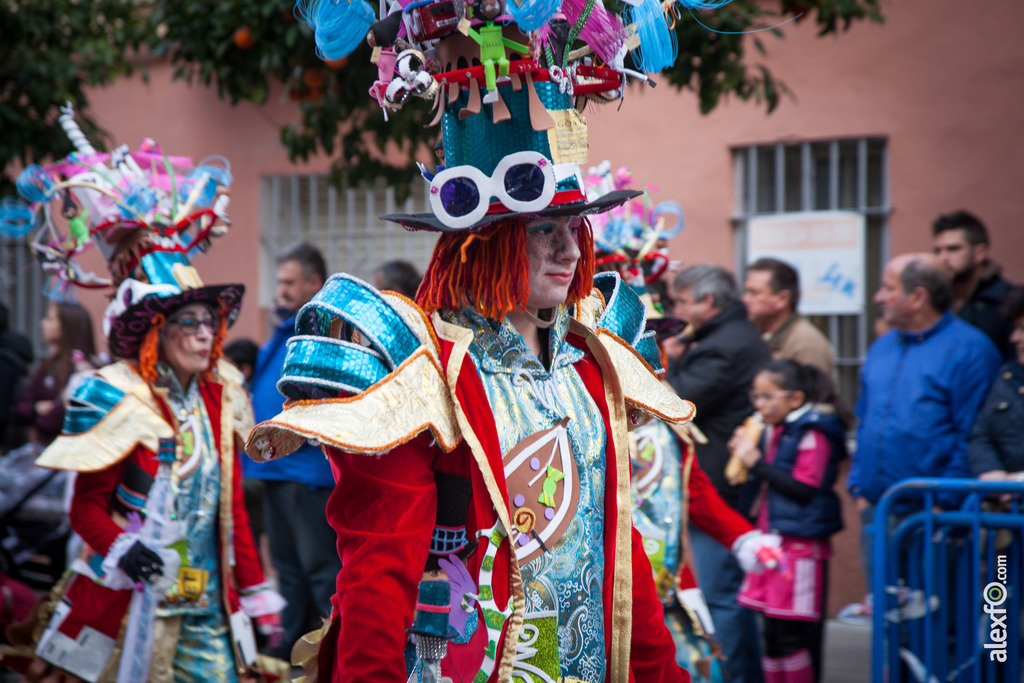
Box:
259, 175, 438, 310
0, 236, 46, 353
732, 138, 890, 410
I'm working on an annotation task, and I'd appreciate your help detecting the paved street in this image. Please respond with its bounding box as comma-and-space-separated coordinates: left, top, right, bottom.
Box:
824, 619, 873, 682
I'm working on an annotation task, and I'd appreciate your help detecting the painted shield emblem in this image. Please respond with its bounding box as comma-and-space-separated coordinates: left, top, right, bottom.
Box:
503, 417, 580, 565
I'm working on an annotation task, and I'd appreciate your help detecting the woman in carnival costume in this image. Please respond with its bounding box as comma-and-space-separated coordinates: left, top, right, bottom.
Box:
0, 107, 286, 682
585, 164, 781, 681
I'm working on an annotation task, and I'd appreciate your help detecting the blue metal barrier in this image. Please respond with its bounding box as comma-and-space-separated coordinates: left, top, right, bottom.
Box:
871, 478, 1024, 683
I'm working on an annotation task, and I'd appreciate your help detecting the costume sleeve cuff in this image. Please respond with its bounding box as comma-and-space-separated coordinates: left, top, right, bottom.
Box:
240, 582, 288, 617
99, 531, 140, 591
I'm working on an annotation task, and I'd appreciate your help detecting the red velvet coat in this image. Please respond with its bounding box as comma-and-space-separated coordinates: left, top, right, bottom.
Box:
317, 327, 689, 683
35, 367, 265, 677
71, 378, 264, 611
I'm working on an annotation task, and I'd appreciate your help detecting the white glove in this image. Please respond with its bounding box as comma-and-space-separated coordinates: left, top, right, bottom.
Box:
731, 530, 783, 573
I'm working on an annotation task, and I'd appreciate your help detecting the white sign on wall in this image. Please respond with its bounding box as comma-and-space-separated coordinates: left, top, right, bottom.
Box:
747, 211, 865, 315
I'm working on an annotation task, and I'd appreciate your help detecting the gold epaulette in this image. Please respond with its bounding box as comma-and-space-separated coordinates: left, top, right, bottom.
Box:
35, 361, 174, 473
245, 294, 461, 462
572, 285, 696, 426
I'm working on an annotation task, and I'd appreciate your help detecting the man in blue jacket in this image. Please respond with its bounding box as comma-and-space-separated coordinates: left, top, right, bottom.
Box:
848, 253, 1000, 612
246, 241, 340, 659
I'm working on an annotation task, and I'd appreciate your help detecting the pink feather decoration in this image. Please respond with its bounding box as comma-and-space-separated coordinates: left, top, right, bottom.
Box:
560, 0, 626, 64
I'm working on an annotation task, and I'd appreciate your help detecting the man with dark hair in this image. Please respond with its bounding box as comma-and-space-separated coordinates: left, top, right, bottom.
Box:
663, 263, 771, 683
373, 259, 422, 299
244, 241, 340, 659
223, 337, 259, 385
743, 257, 836, 376
845, 253, 1000, 620
932, 210, 1014, 358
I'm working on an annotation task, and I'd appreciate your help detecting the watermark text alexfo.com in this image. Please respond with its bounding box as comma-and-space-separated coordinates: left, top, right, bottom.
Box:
982, 554, 1009, 663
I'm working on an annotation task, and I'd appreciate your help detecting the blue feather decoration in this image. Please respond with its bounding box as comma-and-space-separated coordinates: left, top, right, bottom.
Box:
629, 0, 677, 74
16, 165, 55, 204
0, 197, 35, 238
676, 0, 735, 8
507, 0, 561, 32
297, 0, 377, 61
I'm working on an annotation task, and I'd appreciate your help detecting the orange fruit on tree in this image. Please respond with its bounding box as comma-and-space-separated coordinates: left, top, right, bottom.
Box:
233, 26, 255, 50
303, 68, 326, 89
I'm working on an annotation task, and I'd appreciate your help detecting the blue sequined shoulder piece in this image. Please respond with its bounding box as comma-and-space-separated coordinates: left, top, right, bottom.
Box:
61, 376, 127, 436
591, 272, 664, 374
278, 274, 428, 401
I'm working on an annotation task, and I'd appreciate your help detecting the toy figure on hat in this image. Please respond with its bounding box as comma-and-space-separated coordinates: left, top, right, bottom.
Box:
459, 0, 531, 104
0, 105, 288, 683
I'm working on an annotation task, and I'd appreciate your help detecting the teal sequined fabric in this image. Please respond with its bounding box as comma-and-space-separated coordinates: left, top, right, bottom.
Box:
61, 376, 125, 435
592, 272, 663, 372
441, 306, 608, 682
280, 274, 423, 399
442, 81, 571, 175
170, 614, 238, 682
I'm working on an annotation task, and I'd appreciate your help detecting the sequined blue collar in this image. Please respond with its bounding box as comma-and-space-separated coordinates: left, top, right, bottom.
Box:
441, 305, 584, 380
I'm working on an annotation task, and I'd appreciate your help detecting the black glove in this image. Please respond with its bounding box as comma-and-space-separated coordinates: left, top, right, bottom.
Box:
118, 541, 164, 584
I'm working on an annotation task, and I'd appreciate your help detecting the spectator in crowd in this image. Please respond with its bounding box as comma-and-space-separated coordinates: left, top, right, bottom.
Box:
968, 286, 1024, 482
743, 258, 836, 376
244, 241, 341, 660
373, 259, 422, 299
663, 263, 772, 683
2, 300, 96, 589
732, 360, 848, 682
842, 253, 1001, 623
0, 301, 33, 451
15, 301, 96, 447
932, 210, 1014, 358
224, 337, 259, 387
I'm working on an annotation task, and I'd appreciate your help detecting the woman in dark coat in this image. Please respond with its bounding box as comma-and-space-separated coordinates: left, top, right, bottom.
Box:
968, 286, 1024, 481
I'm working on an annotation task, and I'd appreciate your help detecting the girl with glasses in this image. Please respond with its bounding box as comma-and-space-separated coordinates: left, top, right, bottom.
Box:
727, 360, 848, 683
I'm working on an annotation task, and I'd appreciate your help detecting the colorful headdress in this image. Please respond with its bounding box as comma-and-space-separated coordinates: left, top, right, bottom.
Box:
296, 0, 736, 232
584, 161, 683, 289
1, 103, 243, 358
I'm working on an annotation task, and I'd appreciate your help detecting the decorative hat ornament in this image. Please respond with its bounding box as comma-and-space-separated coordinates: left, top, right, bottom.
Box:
1, 103, 243, 358
295, 0, 738, 232
584, 160, 683, 291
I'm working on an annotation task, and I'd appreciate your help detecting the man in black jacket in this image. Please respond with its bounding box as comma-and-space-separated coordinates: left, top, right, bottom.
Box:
663, 264, 771, 683
933, 210, 1015, 359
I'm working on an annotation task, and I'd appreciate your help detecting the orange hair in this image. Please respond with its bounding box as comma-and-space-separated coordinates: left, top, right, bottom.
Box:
203, 306, 229, 381
415, 216, 595, 321
137, 314, 166, 384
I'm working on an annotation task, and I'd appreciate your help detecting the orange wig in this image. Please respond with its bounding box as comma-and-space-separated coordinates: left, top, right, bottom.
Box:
416, 216, 595, 320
